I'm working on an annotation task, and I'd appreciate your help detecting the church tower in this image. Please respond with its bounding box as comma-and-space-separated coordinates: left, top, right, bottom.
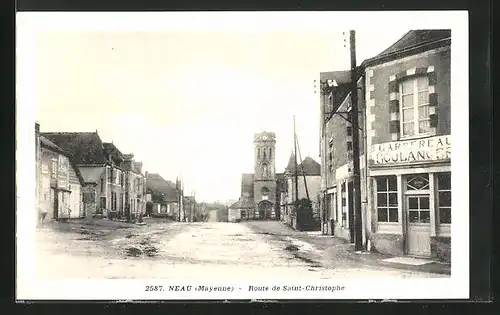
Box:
253, 131, 277, 219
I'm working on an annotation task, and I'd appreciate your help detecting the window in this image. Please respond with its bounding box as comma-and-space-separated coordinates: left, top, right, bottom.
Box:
376, 176, 398, 222
332, 192, 337, 221
347, 141, 353, 151
406, 174, 429, 190
100, 178, 104, 193
51, 158, 58, 179
120, 172, 124, 187
261, 187, 270, 196
437, 172, 451, 224
399, 76, 430, 137
341, 184, 347, 227
269, 148, 272, 158
346, 126, 353, 136
263, 148, 267, 158
408, 196, 430, 223
257, 148, 260, 158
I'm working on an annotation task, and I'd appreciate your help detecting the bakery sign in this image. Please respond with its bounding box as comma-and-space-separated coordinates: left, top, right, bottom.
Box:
371, 135, 451, 166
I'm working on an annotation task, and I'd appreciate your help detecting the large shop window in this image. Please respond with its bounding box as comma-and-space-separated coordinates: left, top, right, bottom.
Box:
437, 172, 451, 224
399, 76, 430, 137
376, 176, 398, 223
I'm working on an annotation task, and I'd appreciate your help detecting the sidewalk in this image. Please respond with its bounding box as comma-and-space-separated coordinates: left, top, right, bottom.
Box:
244, 220, 451, 275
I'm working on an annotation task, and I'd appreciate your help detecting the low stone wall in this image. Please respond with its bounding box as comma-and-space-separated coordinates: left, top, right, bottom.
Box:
431, 236, 451, 263
370, 233, 405, 256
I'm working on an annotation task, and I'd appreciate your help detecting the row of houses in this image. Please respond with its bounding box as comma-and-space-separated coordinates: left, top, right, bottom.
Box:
35, 124, 196, 225
316, 30, 452, 262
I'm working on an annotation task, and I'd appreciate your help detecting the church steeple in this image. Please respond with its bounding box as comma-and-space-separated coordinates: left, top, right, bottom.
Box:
285, 149, 296, 173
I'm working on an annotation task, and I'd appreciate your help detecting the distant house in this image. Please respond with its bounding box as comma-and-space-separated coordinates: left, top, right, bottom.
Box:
36, 123, 85, 222
282, 153, 322, 228
41, 131, 145, 219
228, 196, 255, 222
145, 172, 179, 219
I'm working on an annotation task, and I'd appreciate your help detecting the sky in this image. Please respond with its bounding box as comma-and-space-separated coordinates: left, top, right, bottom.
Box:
30, 13, 409, 203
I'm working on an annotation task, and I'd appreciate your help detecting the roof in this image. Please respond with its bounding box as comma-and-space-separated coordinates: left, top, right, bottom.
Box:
285, 151, 296, 172
41, 132, 109, 165
362, 30, 451, 67
298, 157, 321, 176
229, 196, 255, 209
39, 135, 86, 185
146, 173, 178, 202
102, 142, 124, 164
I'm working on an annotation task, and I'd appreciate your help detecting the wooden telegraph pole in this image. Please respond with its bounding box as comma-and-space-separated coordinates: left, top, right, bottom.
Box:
349, 30, 363, 251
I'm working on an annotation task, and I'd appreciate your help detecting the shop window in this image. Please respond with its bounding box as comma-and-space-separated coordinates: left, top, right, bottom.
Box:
399, 76, 431, 137
437, 172, 451, 224
406, 173, 429, 190
376, 176, 398, 223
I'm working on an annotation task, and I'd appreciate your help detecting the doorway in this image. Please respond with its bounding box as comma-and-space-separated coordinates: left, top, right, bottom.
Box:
405, 194, 431, 257
52, 189, 59, 220
258, 201, 273, 220
348, 182, 354, 243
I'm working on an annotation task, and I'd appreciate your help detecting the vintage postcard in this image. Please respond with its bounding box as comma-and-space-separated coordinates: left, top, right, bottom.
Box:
16, 11, 469, 300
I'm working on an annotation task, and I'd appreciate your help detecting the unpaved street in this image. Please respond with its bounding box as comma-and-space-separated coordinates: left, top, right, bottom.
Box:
36, 220, 448, 279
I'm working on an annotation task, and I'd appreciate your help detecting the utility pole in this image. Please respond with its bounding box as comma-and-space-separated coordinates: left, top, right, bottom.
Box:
293, 115, 299, 205
349, 30, 363, 251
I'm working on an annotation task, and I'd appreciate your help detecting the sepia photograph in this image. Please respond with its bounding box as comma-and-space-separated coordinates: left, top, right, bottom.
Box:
16, 11, 469, 300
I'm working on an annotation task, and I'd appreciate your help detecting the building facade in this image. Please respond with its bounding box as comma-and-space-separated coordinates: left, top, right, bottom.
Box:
37, 124, 85, 222
145, 172, 180, 219
282, 154, 322, 228
363, 30, 451, 262
235, 131, 281, 220
41, 131, 146, 220
318, 70, 367, 243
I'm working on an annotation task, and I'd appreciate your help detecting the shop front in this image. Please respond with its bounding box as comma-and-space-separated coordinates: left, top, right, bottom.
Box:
368, 135, 451, 262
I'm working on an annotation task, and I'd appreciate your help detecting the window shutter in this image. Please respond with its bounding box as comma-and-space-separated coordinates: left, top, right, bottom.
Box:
389, 100, 399, 113
429, 114, 439, 127
389, 120, 400, 133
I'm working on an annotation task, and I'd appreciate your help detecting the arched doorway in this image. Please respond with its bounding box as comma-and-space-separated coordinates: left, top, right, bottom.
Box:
258, 200, 273, 220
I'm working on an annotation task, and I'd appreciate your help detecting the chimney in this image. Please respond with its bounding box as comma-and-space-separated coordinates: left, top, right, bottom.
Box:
35, 122, 40, 134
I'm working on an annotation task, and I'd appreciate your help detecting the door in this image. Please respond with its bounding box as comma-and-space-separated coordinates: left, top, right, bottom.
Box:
52, 189, 59, 220
406, 195, 431, 257
348, 182, 355, 243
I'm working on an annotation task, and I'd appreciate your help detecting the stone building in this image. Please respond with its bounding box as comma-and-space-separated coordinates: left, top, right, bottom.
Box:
145, 172, 179, 219
36, 123, 85, 222
41, 131, 145, 219
318, 69, 366, 243
281, 153, 322, 228
363, 30, 451, 262
234, 131, 283, 220
317, 30, 452, 262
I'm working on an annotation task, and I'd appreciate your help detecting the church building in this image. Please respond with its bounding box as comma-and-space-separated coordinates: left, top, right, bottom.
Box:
229, 131, 284, 221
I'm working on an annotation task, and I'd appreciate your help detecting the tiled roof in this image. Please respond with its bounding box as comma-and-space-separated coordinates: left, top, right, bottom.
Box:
298, 157, 321, 176
39, 135, 86, 185
363, 30, 451, 67
229, 196, 255, 209
41, 132, 109, 165
40, 135, 64, 153
146, 173, 178, 202
102, 142, 124, 164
